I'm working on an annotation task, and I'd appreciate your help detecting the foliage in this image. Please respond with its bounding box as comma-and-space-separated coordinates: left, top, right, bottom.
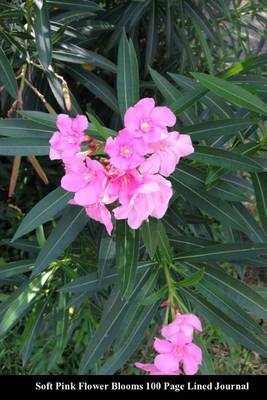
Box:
1, 0, 267, 374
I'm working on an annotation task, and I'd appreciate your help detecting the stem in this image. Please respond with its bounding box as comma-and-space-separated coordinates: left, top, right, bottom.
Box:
24, 77, 56, 114
36, 225, 46, 247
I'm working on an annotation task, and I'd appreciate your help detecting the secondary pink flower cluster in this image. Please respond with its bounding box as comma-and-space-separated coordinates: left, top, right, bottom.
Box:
49, 98, 194, 234
135, 313, 202, 375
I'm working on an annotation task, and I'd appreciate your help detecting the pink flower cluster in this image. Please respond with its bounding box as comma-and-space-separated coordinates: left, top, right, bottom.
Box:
135, 313, 202, 375
49, 98, 194, 234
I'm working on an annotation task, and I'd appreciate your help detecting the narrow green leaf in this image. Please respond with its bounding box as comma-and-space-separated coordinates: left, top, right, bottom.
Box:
0, 270, 53, 337
141, 219, 159, 259
180, 119, 253, 141
0, 119, 53, 138
13, 187, 72, 241
252, 173, 267, 234
116, 220, 140, 299
193, 73, 267, 116
97, 233, 116, 282
48, 291, 68, 368
189, 145, 264, 172
183, 289, 267, 357
61, 260, 155, 294
175, 243, 267, 263
171, 172, 247, 231
99, 303, 158, 374
0, 47, 18, 98
21, 297, 49, 365
34, 0, 52, 68
32, 207, 88, 277
145, 0, 157, 75
183, 263, 267, 320
0, 138, 49, 155
19, 111, 56, 127
53, 44, 116, 73
117, 30, 139, 116
0, 260, 35, 279
79, 270, 150, 373
65, 65, 119, 112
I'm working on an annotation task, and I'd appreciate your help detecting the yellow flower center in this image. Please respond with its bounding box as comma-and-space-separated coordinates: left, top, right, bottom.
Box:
140, 121, 150, 132
120, 146, 132, 158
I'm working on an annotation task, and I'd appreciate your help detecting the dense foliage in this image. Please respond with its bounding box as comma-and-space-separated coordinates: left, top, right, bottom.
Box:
0, 0, 267, 374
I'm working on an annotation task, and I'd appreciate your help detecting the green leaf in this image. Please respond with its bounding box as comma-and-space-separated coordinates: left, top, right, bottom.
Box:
171, 172, 247, 231
157, 221, 173, 264
183, 289, 267, 357
13, 187, 72, 241
99, 303, 158, 374
189, 145, 264, 172
141, 219, 159, 259
176, 268, 204, 288
0, 47, 18, 98
194, 277, 263, 335
149, 68, 195, 125
141, 287, 167, 305
48, 290, 68, 369
191, 19, 214, 74
34, 0, 52, 69
192, 73, 267, 116
0, 260, 35, 279
32, 207, 88, 277
79, 270, 150, 373
0, 270, 53, 337
145, 0, 157, 75
116, 220, 140, 299
195, 336, 215, 375
87, 113, 111, 140
61, 261, 155, 294
97, 233, 116, 282
65, 65, 119, 112
185, 0, 216, 41
174, 164, 251, 203
19, 111, 56, 128
183, 263, 267, 320
180, 119, 253, 141
175, 242, 267, 263
117, 30, 139, 117
21, 296, 50, 365
0, 119, 53, 138
53, 44, 116, 73
170, 87, 206, 115
252, 173, 267, 234
113, 269, 159, 349
0, 138, 49, 155
168, 73, 234, 119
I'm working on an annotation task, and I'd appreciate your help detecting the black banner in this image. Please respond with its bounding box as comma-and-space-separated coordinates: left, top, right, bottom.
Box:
0, 375, 265, 394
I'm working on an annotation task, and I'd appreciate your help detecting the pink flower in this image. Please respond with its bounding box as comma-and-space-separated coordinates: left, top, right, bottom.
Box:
113, 174, 172, 229
61, 156, 107, 206
85, 203, 113, 235
140, 132, 194, 177
49, 114, 88, 160
124, 98, 176, 143
161, 313, 202, 344
154, 339, 202, 375
106, 167, 142, 205
104, 129, 147, 171
135, 362, 180, 375
135, 313, 202, 376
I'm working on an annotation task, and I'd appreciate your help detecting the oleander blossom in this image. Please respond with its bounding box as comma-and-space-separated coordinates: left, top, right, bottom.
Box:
135, 313, 202, 375
49, 98, 194, 234
49, 114, 88, 160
